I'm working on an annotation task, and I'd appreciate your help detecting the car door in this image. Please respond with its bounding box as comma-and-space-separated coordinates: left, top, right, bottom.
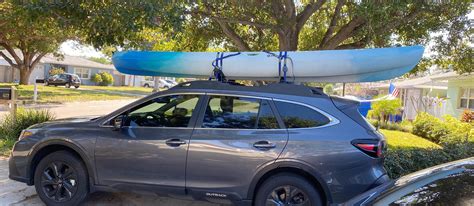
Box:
57, 74, 67, 85
185, 94, 288, 198
95, 94, 204, 193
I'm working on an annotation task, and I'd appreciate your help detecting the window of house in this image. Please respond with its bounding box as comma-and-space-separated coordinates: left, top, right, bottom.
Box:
74, 67, 91, 79
459, 88, 474, 109
202, 96, 279, 129
144, 76, 154, 81
274, 101, 331, 128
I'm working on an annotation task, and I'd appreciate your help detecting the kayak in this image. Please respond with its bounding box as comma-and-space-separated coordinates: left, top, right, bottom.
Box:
112, 45, 424, 82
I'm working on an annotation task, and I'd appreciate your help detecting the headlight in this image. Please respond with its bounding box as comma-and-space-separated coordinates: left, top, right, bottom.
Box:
19, 129, 39, 140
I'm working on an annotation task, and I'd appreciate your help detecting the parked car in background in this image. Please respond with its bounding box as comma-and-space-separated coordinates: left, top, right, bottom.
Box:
142, 79, 177, 89
45, 73, 81, 88
343, 157, 474, 206
9, 80, 389, 206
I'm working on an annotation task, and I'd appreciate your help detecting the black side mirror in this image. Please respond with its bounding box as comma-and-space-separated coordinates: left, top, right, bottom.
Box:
113, 115, 125, 130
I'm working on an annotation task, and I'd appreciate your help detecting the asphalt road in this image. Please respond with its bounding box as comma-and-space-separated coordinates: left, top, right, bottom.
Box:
0, 100, 220, 206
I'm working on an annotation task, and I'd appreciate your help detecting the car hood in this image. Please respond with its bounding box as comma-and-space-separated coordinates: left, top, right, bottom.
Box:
29, 116, 100, 129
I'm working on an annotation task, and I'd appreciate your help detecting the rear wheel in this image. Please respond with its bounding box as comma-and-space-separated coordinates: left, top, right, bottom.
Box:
144, 83, 149, 88
45, 81, 49, 86
74, 86, 79, 89
254, 173, 322, 206
34, 151, 89, 206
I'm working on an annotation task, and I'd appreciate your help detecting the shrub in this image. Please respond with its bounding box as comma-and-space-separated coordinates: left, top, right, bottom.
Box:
91, 73, 103, 85
48, 67, 65, 76
412, 112, 473, 144
323, 84, 334, 95
91, 72, 114, 86
461, 109, 474, 123
368, 119, 412, 133
0, 108, 55, 141
370, 98, 402, 123
384, 142, 474, 179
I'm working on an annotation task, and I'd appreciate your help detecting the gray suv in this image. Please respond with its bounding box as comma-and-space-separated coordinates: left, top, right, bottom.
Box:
9, 81, 389, 206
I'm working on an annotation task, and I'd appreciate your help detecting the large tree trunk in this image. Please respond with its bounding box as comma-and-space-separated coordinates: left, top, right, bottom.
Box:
19, 66, 32, 85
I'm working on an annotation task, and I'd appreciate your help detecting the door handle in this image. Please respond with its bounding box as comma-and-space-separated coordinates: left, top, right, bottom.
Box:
165, 139, 187, 147
253, 141, 276, 150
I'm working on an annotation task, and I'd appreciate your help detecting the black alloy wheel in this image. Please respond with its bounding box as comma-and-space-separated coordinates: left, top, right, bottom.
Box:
40, 161, 78, 202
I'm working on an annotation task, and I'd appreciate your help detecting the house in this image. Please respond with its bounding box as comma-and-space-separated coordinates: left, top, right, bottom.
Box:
0, 52, 125, 86
431, 72, 474, 118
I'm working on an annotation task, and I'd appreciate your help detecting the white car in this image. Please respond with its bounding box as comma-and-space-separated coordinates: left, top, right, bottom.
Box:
142, 79, 177, 89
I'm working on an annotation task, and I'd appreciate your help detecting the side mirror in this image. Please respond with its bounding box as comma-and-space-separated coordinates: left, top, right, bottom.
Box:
113, 115, 124, 130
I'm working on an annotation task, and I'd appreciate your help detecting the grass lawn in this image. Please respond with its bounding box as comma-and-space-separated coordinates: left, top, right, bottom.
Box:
380, 129, 441, 149
0, 83, 154, 103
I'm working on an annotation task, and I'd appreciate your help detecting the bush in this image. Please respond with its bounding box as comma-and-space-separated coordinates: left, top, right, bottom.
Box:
384, 142, 474, 178
0, 108, 55, 141
48, 67, 65, 76
412, 112, 473, 144
368, 119, 412, 133
323, 84, 334, 95
91, 73, 103, 85
91, 72, 114, 86
369, 98, 402, 123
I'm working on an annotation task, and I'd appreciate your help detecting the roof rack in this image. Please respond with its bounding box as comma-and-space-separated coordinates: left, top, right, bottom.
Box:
172, 80, 328, 98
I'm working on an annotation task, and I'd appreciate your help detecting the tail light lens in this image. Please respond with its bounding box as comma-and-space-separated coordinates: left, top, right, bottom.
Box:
352, 139, 384, 158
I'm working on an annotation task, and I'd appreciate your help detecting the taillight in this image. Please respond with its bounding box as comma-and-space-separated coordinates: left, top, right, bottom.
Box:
352, 139, 384, 158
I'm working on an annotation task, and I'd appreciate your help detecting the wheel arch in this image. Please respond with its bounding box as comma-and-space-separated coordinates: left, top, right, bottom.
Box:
27, 140, 96, 191
248, 160, 332, 204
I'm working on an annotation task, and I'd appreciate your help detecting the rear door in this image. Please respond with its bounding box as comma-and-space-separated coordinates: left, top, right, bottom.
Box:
185, 94, 288, 198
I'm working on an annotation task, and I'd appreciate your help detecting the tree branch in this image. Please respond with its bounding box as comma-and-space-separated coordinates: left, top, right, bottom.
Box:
335, 36, 370, 49
0, 51, 17, 67
190, 10, 274, 30
320, 0, 345, 47
214, 19, 251, 51
296, 0, 326, 32
31, 52, 47, 68
0, 42, 22, 64
319, 15, 366, 50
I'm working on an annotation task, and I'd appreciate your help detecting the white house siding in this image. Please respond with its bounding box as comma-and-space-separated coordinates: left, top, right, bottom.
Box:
28, 64, 45, 84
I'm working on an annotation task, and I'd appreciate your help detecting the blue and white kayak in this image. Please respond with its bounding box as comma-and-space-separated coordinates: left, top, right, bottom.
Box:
112, 45, 424, 82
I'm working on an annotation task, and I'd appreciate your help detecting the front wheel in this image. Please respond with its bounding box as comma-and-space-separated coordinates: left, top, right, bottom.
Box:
34, 151, 89, 206
254, 173, 322, 206
74, 86, 79, 89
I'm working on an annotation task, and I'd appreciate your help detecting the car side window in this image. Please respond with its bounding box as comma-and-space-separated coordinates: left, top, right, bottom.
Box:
123, 95, 200, 127
202, 96, 279, 129
274, 101, 330, 128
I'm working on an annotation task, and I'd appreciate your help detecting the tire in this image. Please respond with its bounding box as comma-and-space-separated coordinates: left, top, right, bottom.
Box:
34, 151, 89, 206
45, 81, 49, 86
164, 86, 169, 89
144, 83, 149, 88
74, 86, 79, 89
65, 83, 71, 88
254, 173, 323, 206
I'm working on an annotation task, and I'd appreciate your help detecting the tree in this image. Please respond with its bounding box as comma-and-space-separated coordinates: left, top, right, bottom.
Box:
0, 1, 70, 85
27, 1, 472, 74
370, 99, 402, 124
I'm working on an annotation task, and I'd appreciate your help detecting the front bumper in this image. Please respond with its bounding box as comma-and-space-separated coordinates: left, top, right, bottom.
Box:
8, 155, 30, 184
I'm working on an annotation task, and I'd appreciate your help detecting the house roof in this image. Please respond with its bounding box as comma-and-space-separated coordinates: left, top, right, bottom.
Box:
430, 71, 474, 81
0, 50, 115, 70
41, 54, 115, 70
372, 75, 448, 90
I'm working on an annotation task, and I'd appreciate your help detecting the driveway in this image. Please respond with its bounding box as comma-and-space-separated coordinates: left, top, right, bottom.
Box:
0, 157, 220, 206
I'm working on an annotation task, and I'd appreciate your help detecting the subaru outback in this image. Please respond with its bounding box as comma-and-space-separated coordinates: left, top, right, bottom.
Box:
9, 80, 389, 206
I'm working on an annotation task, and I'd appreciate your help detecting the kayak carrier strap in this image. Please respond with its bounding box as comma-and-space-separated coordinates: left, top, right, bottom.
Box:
264, 51, 291, 83
209, 52, 241, 82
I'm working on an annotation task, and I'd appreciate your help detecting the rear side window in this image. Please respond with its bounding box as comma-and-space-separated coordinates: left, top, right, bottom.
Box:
274, 101, 330, 128
202, 96, 279, 129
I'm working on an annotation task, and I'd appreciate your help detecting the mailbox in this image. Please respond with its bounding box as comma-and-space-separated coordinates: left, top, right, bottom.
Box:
36, 79, 45, 84
0, 88, 12, 100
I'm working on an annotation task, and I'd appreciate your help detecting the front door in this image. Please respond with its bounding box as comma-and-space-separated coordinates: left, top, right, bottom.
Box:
95, 94, 203, 193
186, 95, 288, 198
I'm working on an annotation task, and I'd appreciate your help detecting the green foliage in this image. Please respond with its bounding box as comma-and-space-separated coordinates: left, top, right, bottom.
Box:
91, 72, 114, 86
48, 67, 65, 76
413, 112, 473, 144
91, 73, 103, 85
0, 108, 55, 141
88, 57, 111, 64
369, 120, 412, 133
323, 84, 334, 95
369, 99, 402, 123
384, 143, 474, 179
